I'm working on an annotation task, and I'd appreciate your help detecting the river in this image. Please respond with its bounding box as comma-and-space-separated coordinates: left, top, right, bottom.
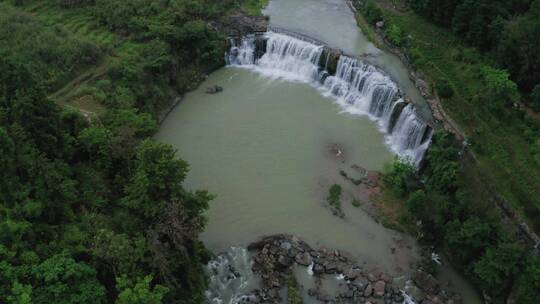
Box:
155, 0, 481, 303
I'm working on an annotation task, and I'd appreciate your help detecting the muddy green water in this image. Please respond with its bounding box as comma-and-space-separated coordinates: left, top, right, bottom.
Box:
156, 0, 481, 302
156, 68, 417, 273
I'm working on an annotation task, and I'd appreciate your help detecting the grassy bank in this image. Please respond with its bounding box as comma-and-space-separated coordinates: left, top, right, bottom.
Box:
353, 0, 540, 301
354, 0, 540, 232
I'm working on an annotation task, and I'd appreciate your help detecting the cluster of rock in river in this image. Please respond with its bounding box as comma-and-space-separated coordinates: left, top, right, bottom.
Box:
235, 235, 463, 304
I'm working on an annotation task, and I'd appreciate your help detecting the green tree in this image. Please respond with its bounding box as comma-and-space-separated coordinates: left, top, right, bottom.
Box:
445, 217, 493, 263
116, 275, 168, 304
514, 256, 540, 303
32, 252, 106, 304
78, 126, 112, 168
405, 190, 427, 218
383, 157, 417, 197
480, 66, 519, 111
530, 84, 540, 111
7, 282, 32, 304
121, 139, 189, 220
473, 242, 524, 291
497, 0, 540, 90
91, 229, 146, 277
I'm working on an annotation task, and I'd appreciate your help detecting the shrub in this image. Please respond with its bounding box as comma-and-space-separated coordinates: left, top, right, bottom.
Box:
362, 0, 384, 25
480, 66, 519, 111
383, 157, 417, 197
327, 184, 342, 208
407, 47, 423, 67
385, 24, 405, 47
436, 79, 454, 98
531, 84, 540, 112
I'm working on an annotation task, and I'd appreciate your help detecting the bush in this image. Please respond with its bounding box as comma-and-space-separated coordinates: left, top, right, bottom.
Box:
407, 47, 424, 67
480, 66, 519, 111
327, 184, 342, 208
383, 157, 417, 197
436, 79, 454, 98
385, 24, 405, 47
362, 0, 384, 25
531, 84, 540, 112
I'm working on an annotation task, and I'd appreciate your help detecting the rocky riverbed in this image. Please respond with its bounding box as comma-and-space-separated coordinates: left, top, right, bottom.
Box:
213, 234, 464, 304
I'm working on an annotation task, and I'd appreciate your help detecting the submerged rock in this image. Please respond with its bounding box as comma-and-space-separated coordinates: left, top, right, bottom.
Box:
244, 234, 459, 304
206, 85, 223, 94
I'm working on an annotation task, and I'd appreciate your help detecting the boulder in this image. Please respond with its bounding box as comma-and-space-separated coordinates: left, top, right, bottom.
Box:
295, 252, 313, 266
364, 284, 374, 297
313, 263, 325, 274
344, 267, 362, 280
324, 261, 338, 273
413, 270, 441, 295
373, 281, 386, 298
212, 10, 268, 37
205, 85, 223, 94
280, 241, 292, 251
316, 291, 332, 302
277, 255, 292, 267
376, 21, 385, 28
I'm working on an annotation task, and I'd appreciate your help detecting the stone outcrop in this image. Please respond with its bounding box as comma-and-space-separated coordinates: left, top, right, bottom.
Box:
212, 10, 269, 38
241, 234, 463, 304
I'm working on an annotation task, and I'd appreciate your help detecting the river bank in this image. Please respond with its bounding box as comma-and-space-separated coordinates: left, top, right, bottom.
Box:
349, 1, 540, 302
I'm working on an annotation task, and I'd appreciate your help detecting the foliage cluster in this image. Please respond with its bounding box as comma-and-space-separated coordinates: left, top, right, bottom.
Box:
359, 0, 540, 240
409, 0, 540, 97
0, 0, 261, 303
357, 0, 406, 47
383, 132, 540, 302
286, 276, 303, 304
327, 184, 343, 208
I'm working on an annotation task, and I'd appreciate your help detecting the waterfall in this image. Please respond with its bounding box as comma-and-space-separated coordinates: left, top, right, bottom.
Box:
229, 32, 324, 82
388, 104, 432, 164
322, 56, 399, 126
226, 32, 432, 165
205, 247, 258, 304
226, 36, 256, 66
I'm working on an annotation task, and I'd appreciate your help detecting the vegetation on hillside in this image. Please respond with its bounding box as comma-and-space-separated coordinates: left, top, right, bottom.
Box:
355, 0, 540, 231
0, 0, 261, 303
384, 134, 540, 302
354, 0, 540, 301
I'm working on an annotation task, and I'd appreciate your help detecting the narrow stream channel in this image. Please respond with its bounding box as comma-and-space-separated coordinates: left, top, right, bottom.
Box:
156, 0, 482, 303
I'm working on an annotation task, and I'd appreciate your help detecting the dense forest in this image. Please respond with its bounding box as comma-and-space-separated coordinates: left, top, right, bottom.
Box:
384, 134, 540, 303
409, 0, 540, 105
0, 0, 263, 303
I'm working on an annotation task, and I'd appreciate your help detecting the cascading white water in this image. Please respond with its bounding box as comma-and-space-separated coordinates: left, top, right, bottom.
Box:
322, 56, 399, 125
227, 36, 256, 66
227, 32, 431, 165
205, 247, 258, 304
229, 32, 324, 82
388, 104, 431, 164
